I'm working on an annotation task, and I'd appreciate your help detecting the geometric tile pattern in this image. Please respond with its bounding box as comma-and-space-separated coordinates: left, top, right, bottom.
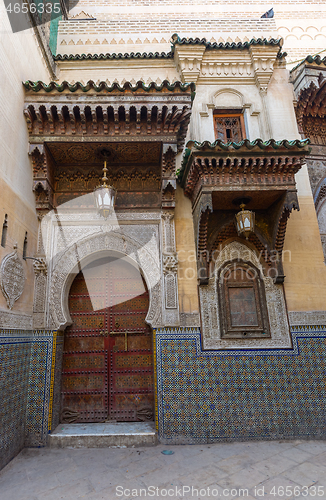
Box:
25, 332, 55, 447
155, 326, 326, 444
0, 329, 57, 468
2, 324, 326, 470
0, 333, 32, 470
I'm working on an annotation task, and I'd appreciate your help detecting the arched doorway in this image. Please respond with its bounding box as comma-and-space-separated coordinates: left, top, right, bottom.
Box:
61, 256, 154, 423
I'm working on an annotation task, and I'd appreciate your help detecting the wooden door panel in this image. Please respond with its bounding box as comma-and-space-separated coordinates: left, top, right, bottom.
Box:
109, 334, 154, 422
61, 271, 108, 423
61, 257, 154, 423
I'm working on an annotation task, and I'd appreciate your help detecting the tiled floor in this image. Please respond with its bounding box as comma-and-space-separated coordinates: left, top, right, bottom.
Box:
1, 440, 326, 499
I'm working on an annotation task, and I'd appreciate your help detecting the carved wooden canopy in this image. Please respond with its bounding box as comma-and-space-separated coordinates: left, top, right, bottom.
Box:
23, 80, 194, 151
177, 139, 310, 283
23, 80, 193, 215
296, 76, 326, 143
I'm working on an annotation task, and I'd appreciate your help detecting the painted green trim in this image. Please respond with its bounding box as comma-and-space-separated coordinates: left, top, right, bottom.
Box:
49, 13, 61, 55
171, 33, 283, 50
53, 35, 287, 63
186, 138, 310, 150
23, 79, 196, 94
291, 55, 326, 73
54, 51, 173, 61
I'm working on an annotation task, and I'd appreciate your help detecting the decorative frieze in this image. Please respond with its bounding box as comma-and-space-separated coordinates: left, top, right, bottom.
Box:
0, 311, 32, 329
172, 35, 282, 86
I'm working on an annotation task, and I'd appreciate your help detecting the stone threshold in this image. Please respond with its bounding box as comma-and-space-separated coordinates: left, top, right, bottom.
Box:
49, 422, 157, 448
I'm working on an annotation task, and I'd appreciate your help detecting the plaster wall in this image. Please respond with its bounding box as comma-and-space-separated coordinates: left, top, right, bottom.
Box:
0, 4, 50, 320
0, 178, 37, 317
62, 0, 326, 67
186, 71, 326, 314
266, 68, 300, 141
190, 84, 264, 142
56, 60, 179, 85
283, 166, 326, 312
174, 185, 199, 317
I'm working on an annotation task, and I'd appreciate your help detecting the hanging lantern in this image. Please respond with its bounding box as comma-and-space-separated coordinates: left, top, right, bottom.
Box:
94, 160, 116, 218
235, 203, 255, 240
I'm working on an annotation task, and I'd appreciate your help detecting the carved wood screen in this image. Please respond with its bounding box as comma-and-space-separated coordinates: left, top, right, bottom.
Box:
61, 256, 154, 423
213, 112, 246, 142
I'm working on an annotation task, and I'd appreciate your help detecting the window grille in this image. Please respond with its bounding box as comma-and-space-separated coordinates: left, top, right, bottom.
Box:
214, 112, 246, 142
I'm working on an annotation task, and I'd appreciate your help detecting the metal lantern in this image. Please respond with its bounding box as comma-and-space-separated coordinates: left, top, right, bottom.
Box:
235, 203, 255, 240
94, 160, 116, 218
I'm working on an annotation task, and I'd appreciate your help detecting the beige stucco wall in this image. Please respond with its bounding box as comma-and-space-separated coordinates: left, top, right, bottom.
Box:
2, 0, 325, 318
0, 178, 38, 314
0, 4, 50, 316
283, 166, 326, 312
174, 185, 199, 315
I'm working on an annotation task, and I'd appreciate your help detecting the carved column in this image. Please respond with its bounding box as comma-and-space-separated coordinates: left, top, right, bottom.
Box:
161, 143, 180, 323
161, 211, 179, 325
249, 46, 276, 139
29, 144, 54, 216
32, 257, 48, 329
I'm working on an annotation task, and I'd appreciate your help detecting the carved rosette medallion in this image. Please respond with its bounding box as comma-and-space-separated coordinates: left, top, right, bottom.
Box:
0, 249, 26, 309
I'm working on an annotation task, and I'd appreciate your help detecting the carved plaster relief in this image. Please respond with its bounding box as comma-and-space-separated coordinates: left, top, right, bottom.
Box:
47, 230, 162, 330
0, 310, 32, 329
32, 258, 47, 329
288, 310, 326, 326
199, 241, 292, 350
34, 203, 182, 329
161, 211, 179, 324
0, 248, 26, 310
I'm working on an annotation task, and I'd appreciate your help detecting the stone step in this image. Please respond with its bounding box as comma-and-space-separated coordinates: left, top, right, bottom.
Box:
49, 422, 157, 448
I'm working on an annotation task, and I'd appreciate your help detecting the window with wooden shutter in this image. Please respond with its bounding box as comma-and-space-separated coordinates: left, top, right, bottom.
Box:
214, 111, 246, 142
218, 261, 270, 339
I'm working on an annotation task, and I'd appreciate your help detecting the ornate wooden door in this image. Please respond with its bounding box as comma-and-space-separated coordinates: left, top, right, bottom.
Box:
61, 257, 154, 423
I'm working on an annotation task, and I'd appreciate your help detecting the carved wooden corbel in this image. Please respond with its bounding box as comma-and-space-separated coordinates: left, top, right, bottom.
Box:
161, 144, 177, 209
192, 193, 213, 284
29, 144, 54, 214
272, 191, 300, 282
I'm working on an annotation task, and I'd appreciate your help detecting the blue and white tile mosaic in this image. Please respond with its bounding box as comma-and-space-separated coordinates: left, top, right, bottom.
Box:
0, 330, 57, 469
0, 332, 32, 469
155, 327, 326, 444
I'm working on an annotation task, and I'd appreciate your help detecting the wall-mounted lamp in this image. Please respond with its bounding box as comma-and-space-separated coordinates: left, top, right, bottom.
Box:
234, 198, 255, 240
94, 158, 116, 218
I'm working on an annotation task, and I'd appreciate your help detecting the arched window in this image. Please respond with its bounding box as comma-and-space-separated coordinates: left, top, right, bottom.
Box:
1, 215, 8, 248
218, 260, 270, 339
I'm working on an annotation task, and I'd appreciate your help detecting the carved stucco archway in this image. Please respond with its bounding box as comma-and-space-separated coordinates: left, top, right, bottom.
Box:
199, 240, 292, 350
46, 231, 162, 330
